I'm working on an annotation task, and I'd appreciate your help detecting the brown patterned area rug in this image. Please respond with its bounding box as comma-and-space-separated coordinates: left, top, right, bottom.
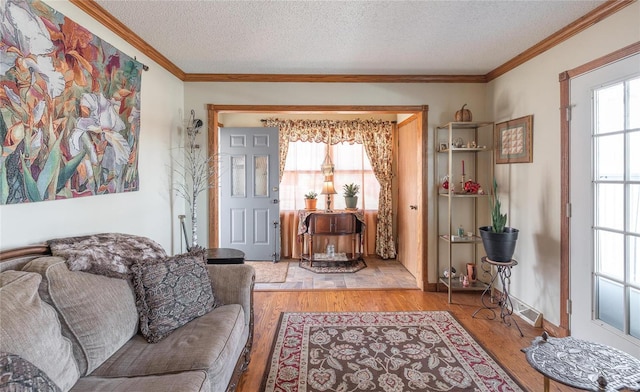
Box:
261, 311, 525, 392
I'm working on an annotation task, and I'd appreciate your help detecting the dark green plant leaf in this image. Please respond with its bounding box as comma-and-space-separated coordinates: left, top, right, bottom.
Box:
57, 151, 86, 193
0, 161, 8, 204
36, 135, 62, 199
490, 179, 507, 232
20, 156, 41, 202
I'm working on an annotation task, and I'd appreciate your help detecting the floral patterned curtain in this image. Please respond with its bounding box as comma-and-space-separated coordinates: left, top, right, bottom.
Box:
264, 118, 397, 259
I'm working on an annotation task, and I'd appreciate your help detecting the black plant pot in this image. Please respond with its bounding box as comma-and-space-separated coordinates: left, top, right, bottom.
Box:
479, 226, 519, 262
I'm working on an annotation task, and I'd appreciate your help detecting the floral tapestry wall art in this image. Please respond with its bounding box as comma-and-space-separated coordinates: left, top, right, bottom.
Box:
0, 0, 143, 204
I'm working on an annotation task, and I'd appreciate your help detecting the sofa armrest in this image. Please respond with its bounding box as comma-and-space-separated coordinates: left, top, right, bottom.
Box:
206, 264, 255, 327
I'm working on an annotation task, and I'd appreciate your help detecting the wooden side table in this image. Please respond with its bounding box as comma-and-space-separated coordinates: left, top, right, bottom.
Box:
298, 210, 364, 267
523, 332, 640, 391
206, 248, 245, 264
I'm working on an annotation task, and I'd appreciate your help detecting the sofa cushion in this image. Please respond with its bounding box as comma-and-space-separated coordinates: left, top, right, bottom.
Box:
47, 233, 167, 279
0, 271, 80, 391
131, 251, 219, 343
91, 304, 245, 386
0, 352, 61, 392
71, 370, 209, 392
22, 257, 139, 376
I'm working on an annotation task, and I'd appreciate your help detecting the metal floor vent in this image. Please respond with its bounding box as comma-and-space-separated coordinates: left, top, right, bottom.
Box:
513, 298, 543, 328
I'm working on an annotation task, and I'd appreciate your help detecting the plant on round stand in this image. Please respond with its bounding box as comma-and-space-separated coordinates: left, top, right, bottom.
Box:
343, 183, 360, 210
479, 179, 519, 262
304, 191, 318, 210
174, 110, 219, 250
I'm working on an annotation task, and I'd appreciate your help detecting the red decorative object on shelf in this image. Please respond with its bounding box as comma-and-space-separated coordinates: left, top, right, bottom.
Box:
441, 175, 454, 193
464, 179, 481, 194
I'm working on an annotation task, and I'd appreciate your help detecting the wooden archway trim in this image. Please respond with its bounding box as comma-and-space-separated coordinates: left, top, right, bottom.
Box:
207, 104, 429, 287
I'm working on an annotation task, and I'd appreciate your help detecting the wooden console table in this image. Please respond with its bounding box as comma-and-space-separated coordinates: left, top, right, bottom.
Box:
298, 210, 365, 266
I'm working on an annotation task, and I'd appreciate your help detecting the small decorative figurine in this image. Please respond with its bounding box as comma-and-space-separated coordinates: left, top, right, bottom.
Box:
443, 267, 457, 278
441, 176, 455, 193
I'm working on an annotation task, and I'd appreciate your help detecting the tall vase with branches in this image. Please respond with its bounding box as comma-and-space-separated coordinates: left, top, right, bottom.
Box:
174, 110, 218, 249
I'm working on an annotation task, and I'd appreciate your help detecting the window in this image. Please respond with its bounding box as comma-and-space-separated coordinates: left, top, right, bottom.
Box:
593, 75, 640, 338
280, 141, 380, 211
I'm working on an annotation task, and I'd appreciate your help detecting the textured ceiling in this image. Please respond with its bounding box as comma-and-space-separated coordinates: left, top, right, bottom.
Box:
94, 0, 606, 75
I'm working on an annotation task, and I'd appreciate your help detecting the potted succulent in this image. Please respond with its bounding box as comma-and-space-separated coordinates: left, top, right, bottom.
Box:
479, 179, 519, 262
304, 191, 318, 210
343, 183, 360, 209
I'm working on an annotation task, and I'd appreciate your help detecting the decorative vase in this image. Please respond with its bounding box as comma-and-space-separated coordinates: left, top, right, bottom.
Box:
466, 263, 477, 282
345, 196, 358, 209
479, 226, 519, 262
304, 199, 317, 210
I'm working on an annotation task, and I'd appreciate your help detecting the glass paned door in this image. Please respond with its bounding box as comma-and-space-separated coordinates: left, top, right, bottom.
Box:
570, 52, 640, 358
593, 76, 640, 338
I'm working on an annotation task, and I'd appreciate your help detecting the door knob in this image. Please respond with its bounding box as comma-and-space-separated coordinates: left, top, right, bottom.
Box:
272, 199, 279, 204
410, 205, 418, 210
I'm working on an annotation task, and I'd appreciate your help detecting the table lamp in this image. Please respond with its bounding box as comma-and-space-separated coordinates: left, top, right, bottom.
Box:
321, 176, 337, 211
320, 151, 337, 211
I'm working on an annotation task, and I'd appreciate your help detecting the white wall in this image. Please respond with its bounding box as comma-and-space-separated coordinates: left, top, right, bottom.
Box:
185, 82, 487, 280
487, 2, 640, 326
0, 0, 186, 254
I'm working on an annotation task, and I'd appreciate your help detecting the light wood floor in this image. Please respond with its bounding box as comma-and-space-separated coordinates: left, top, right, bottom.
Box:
237, 290, 582, 392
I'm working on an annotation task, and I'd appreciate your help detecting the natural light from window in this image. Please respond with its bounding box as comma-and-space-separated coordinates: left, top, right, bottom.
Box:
280, 141, 380, 211
593, 75, 639, 338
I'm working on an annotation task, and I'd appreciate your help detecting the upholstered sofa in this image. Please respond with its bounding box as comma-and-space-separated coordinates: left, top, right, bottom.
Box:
0, 234, 255, 392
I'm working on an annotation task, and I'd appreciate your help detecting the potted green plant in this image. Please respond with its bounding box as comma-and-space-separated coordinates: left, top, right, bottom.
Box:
343, 183, 360, 209
304, 191, 318, 210
479, 179, 519, 262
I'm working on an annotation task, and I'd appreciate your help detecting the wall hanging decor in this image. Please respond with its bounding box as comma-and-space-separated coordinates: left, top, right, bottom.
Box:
495, 115, 533, 164
0, 0, 145, 204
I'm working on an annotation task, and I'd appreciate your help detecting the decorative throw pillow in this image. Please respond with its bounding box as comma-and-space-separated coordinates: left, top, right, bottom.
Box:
0, 352, 61, 392
0, 271, 79, 390
131, 250, 219, 343
48, 233, 167, 279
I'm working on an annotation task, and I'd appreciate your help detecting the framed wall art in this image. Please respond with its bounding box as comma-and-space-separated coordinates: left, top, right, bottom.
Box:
494, 115, 533, 164
0, 0, 144, 204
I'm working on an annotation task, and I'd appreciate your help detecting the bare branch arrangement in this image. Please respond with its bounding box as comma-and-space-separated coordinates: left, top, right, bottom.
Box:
174, 110, 219, 249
